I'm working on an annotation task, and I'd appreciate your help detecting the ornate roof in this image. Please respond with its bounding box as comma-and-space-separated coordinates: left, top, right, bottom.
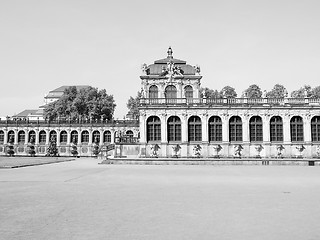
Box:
142, 47, 200, 76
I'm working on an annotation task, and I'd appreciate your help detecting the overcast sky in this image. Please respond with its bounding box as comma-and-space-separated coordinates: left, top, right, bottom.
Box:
1, 0, 320, 119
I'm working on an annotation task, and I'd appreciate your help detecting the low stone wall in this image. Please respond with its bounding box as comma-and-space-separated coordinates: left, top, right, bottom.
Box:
103, 158, 320, 166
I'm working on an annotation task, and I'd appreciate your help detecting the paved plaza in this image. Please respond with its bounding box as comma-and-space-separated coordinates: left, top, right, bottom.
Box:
1, 158, 320, 240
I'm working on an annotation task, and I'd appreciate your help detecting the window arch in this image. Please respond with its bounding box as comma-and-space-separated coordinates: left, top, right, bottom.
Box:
28, 130, 36, 143
71, 130, 78, 144
249, 116, 263, 142
81, 130, 89, 143
39, 130, 46, 144
311, 116, 320, 142
147, 116, 161, 142
185, 85, 193, 100
229, 116, 242, 142
270, 116, 283, 142
149, 85, 158, 99
165, 85, 177, 103
188, 116, 202, 142
18, 130, 25, 144
92, 130, 100, 143
103, 130, 111, 143
0, 130, 4, 143
290, 116, 304, 142
7, 130, 15, 143
167, 116, 181, 142
60, 130, 68, 144
49, 130, 57, 142
126, 130, 134, 138
208, 116, 222, 142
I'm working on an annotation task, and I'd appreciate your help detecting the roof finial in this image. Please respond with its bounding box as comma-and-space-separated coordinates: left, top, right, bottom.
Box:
167, 46, 173, 58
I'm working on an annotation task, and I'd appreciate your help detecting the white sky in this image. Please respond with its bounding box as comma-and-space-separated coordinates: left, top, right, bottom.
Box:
1, 0, 320, 119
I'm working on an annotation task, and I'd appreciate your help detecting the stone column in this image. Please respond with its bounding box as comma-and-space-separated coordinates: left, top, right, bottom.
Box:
242, 115, 250, 143
304, 115, 311, 143
99, 130, 103, 145
67, 130, 71, 145
111, 130, 115, 144
160, 113, 167, 143
139, 114, 146, 144
35, 129, 39, 145
56, 130, 60, 146
45, 129, 50, 145
222, 115, 229, 143
24, 130, 29, 145
201, 113, 208, 143
283, 115, 291, 144
14, 130, 18, 145
77, 129, 81, 145
3, 129, 8, 144
88, 130, 93, 145
181, 113, 188, 143
263, 115, 270, 143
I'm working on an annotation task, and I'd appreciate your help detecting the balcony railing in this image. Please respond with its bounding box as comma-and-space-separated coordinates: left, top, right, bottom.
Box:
140, 97, 320, 106
0, 119, 139, 127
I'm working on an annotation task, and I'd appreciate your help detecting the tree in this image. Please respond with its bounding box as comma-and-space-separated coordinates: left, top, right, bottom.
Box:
126, 91, 142, 120
44, 86, 116, 121
92, 136, 100, 157
242, 84, 262, 98
46, 137, 58, 157
220, 86, 237, 98
266, 84, 288, 98
290, 85, 312, 98
200, 87, 222, 98
310, 86, 320, 98
6, 136, 15, 157
70, 137, 78, 157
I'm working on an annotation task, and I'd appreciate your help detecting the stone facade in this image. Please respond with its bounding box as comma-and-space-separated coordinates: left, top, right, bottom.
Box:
138, 48, 320, 159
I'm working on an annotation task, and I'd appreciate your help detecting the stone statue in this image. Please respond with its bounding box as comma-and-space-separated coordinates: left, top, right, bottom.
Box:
193, 144, 202, 158
316, 145, 320, 157
276, 144, 285, 158
234, 144, 243, 158
194, 65, 201, 75
262, 90, 267, 98
172, 144, 181, 158
296, 144, 305, 158
255, 144, 264, 158
141, 63, 149, 75
150, 144, 160, 158
213, 145, 222, 158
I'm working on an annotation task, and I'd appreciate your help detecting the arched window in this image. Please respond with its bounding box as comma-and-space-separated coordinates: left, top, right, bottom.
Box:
126, 130, 134, 138
103, 130, 111, 143
165, 85, 177, 104
60, 131, 68, 144
290, 116, 304, 142
28, 130, 36, 143
149, 85, 158, 99
39, 130, 46, 144
92, 130, 100, 143
49, 130, 57, 142
0, 130, 4, 143
147, 116, 161, 142
18, 130, 25, 144
81, 130, 89, 143
229, 116, 242, 142
188, 116, 202, 142
270, 116, 283, 142
311, 116, 320, 142
185, 85, 193, 101
249, 116, 263, 142
7, 130, 15, 143
208, 116, 222, 142
167, 116, 181, 142
71, 130, 78, 144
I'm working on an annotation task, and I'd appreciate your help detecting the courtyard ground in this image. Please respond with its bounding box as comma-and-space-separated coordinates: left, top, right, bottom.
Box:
0, 158, 320, 240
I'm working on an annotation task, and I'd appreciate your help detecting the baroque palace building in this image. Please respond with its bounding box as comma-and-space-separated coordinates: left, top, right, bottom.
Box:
1, 47, 320, 158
